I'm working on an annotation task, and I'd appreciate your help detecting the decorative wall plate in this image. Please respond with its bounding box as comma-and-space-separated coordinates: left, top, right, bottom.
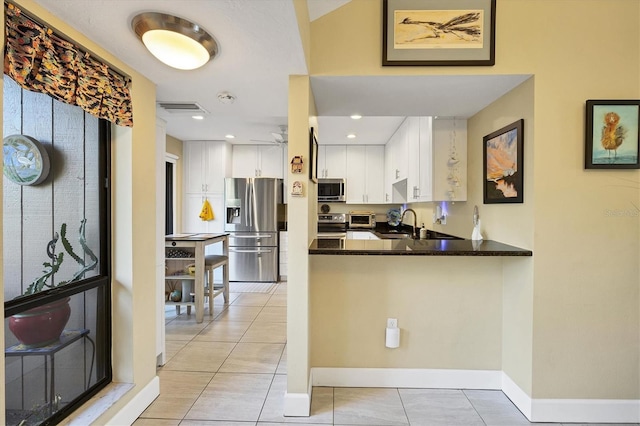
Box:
3, 134, 50, 185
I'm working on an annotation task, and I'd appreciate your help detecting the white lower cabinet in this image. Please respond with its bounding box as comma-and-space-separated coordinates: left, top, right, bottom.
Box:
346, 145, 385, 204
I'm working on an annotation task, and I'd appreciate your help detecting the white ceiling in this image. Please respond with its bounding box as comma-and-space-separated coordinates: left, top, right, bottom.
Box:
31, 0, 530, 146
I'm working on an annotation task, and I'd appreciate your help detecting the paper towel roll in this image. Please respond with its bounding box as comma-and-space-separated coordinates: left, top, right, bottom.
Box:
385, 327, 400, 348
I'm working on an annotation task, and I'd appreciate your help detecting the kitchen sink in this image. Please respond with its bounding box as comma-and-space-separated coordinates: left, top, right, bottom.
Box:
378, 233, 412, 239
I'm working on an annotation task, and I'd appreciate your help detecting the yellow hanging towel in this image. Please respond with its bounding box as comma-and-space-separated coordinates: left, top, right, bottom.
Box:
199, 199, 215, 221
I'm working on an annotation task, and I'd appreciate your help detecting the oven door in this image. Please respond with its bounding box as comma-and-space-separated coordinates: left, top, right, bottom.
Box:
317, 232, 346, 249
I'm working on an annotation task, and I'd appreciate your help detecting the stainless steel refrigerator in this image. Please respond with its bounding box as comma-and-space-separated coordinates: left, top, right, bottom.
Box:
224, 177, 283, 282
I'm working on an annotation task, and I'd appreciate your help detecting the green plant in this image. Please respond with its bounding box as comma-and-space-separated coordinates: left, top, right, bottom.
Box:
23, 219, 98, 296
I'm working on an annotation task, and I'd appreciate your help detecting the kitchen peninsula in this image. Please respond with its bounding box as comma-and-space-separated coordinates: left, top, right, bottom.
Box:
309, 237, 532, 256
308, 233, 533, 390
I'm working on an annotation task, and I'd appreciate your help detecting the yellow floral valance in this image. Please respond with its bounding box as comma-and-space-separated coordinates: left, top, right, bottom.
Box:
4, 3, 133, 127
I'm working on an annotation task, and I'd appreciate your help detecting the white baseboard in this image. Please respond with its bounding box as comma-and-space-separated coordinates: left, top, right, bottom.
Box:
283, 371, 313, 417
311, 367, 502, 390
502, 372, 640, 423
501, 373, 532, 419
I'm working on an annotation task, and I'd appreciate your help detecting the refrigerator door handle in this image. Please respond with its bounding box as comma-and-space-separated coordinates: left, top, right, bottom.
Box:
248, 180, 254, 228
244, 181, 250, 226
229, 248, 273, 254
230, 234, 274, 239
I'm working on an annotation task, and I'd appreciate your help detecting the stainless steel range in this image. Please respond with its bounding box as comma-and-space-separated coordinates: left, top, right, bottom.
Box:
318, 213, 347, 235
318, 213, 347, 248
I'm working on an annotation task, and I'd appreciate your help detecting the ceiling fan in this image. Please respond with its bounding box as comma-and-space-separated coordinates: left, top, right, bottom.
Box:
251, 125, 288, 144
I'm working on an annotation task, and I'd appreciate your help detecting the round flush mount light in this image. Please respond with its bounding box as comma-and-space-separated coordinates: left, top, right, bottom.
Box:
346, 133, 357, 139
132, 12, 218, 70
350, 114, 362, 120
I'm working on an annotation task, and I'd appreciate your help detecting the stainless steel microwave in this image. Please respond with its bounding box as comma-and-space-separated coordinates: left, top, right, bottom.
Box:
317, 178, 346, 202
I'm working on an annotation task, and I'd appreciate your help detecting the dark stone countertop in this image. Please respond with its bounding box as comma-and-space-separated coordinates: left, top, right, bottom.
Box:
309, 237, 532, 256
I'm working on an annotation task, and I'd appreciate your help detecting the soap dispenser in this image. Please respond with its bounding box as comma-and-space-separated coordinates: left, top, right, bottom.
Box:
419, 223, 427, 240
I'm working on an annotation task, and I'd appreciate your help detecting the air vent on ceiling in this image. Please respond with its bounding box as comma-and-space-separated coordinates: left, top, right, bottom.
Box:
157, 102, 208, 114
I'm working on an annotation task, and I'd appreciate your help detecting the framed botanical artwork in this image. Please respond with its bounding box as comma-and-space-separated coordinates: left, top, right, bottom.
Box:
309, 127, 318, 183
382, 0, 496, 66
585, 100, 640, 169
483, 119, 524, 204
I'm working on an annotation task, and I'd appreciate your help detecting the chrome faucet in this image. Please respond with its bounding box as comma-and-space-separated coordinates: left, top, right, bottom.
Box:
401, 208, 418, 239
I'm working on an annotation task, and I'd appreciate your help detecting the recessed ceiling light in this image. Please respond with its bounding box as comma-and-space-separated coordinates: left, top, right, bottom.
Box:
225, 134, 235, 139
131, 12, 218, 70
350, 114, 362, 120
192, 115, 204, 120
347, 133, 357, 139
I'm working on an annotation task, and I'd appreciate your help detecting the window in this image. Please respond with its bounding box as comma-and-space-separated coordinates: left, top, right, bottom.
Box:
3, 75, 111, 425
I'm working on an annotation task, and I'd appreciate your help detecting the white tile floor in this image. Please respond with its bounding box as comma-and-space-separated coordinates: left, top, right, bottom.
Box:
134, 282, 635, 425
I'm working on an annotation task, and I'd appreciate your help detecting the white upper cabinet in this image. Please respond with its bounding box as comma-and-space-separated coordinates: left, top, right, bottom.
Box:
317, 145, 347, 179
407, 117, 433, 202
184, 141, 231, 194
386, 118, 409, 184
406, 117, 467, 202
346, 145, 385, 204
232, 144, 284, 178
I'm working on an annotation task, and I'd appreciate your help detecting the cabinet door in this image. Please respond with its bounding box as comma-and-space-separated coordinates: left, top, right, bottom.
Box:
183, 193, 225, 234
416, 117, 434, 201
184, 141, 230, 194
203, 142, 229, 193
346, 146, 366, 203
184, 141, 207, 193
384, 142, 394, 203
258, 145, 283, 178
232, 145, 259, 178
394, 119, 408, 182
365, 145, 385, 204
386, 119, 408, 184
318, 145, 328, 178
406, 117, 420, 201
320, 145, 347, 178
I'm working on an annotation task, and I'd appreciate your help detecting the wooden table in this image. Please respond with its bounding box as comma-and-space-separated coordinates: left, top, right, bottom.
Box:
165, 233, 229, 323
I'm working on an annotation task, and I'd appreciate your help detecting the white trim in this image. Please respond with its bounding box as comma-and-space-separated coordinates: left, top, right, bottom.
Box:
283, 370, 313, 417
66, 382, 135, 425
501, 372, 532, 419
164, 151, 178, 236
105, 377, 160, 425
532, 398, 640, 423
311, 367, 502, 389
502, 372, 640, 423
283, 392, 311, 417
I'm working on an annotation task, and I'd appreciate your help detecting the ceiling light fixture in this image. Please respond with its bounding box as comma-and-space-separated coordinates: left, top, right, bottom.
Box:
217, 92, 236, 104
347, 133, 357, 139
132, 12, 218, 70
350, 114, 362, 120
225, 134, 235, 139
192, 115, 204, 120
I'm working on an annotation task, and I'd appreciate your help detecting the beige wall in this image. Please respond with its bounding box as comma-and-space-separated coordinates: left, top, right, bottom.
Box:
311, 255, 503, 369
166, 135, 183, 233
306, 0, 640, 401
2, 0, 160, 422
